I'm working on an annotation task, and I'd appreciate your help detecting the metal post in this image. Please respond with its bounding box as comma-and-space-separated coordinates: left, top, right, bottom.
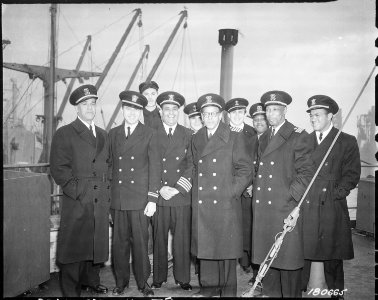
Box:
218, 29, 238, 123
42, 3, 57, 163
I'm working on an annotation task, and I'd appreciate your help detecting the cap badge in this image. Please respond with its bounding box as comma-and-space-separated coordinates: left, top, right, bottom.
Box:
311, 99, 316, 106
132, 95, 138, 102
193, 104, 197, 110
206, 95, 212, 103
83, 88, 90, 96
235, 100, 239, 106
169, 94, 175, 101
270, 94, 276, 101
257, 105, 262, 112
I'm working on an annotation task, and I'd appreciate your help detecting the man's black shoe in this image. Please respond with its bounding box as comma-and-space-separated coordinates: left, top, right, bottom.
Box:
112, 284, 129, 296
242, 266, 252, 274
139, 285, 154, 296
82, 284, 108, 294
175, 280, 192, 291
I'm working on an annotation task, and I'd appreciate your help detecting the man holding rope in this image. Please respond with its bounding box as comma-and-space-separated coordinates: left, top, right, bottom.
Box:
301, 95, 361, 299
251, 90, 314, 297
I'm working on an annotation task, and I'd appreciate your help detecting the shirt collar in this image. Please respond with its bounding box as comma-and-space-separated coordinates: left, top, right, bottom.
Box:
316, 123, 333, 143
163, 121, 178, 135
271, 120, 285, 135
124, 122, 138, 135
77, 115, 95, 129
207, 122, 220, 136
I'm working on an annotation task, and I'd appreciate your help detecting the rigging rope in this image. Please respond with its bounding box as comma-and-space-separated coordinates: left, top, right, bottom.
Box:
172, 23, 186, 90
3, 78, 36, 124
187, 26, 198, 100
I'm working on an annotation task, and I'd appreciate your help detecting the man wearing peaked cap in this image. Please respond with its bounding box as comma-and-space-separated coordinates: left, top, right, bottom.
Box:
196, 93, 225, 111
302, 95, 360, 295
119, 90, 148, 109
156, 91, 185, 107
184, 103, 203, 133
139, 80, 161, 130
251, 90, 314, 297
69, 84, 98, 105
306, 94, 339, 115
249, 102, 269, 139
177, 93, 253, 297
150, 91, 193, 291
108, 90, 161, 296
260, 90, 292, 107
225, 98, 258, 277
246, 102, 269, 286
50, 84, 110, 296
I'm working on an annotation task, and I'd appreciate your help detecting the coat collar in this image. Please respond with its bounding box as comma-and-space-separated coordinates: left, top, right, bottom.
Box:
116, 121, 145, 154
200, 121, 230, 158
261, 120, 296, 158
310, 126, 339, 161
71, 118, 96, 148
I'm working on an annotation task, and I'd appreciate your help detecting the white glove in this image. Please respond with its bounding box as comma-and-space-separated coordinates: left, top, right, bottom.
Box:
144, 201, 156, 217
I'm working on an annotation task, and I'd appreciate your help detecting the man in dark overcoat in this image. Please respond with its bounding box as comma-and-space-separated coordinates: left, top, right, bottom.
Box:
251, 90, 314, 297
151, 91, 193, 291
247, 102, 269, 286
139, 80, 161, 130
177, 93, 253, 297
50, 84, 110, 296
225, 98, 257, 275
108, 91, 160, 297
301, 95, 361, 297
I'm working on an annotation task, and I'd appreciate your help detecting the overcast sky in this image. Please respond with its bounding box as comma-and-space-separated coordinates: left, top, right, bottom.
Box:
2, 1, 376, 135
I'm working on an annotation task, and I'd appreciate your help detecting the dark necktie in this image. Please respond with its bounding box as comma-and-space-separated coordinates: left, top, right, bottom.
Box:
269, 128, 275, 140
168, 127, 173, 139
89, 125, 96, 139
319, 132, 323, 142
126, 126, 131, 139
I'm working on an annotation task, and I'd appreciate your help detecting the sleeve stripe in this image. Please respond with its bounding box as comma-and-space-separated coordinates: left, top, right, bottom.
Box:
148, 192, 159, 198
177, 177, 192, 192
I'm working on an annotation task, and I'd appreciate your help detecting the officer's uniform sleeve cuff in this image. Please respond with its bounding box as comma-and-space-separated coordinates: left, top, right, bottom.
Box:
148, 191, 159, 203
175, 176, 192, 194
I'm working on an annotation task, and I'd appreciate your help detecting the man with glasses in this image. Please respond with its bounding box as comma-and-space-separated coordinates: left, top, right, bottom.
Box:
251, 90, 314, 297
177, 93, 253, 297
301, 96, 360, 299
108, 91, 160, 296
151, 91, 193, 292
50, 84, 110, 296
225, 98, 257, 277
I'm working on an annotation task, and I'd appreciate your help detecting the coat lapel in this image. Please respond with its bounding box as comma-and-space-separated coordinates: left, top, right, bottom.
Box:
121, 122, 145, 154
200, 122, 230, 158
311, 127, 339, 164
95, 126, 105, 157
157, 123, 170, 156
71, 118, 96, 148
261, 121, 294, 158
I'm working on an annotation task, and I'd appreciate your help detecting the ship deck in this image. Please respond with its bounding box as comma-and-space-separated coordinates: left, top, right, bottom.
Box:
20, 229, 374, 299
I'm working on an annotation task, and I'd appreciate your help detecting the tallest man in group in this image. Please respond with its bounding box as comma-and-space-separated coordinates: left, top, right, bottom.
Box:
251, 90, 314, 297
50, 84, 110, 297
176, 93, 253, 297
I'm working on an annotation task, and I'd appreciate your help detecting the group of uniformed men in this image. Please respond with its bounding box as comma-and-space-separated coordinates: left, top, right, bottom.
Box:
50, 80, 361, 298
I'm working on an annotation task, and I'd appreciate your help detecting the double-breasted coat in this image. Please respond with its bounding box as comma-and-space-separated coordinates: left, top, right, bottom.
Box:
143, 107, 162, 131
156, 123, 193, 207
303, 127, 361, 260
251, 121, 314, 270
50, 118, 111, 264
178, 122, 253, 259
108, 122, 161, 210
234, 124, 257, 252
